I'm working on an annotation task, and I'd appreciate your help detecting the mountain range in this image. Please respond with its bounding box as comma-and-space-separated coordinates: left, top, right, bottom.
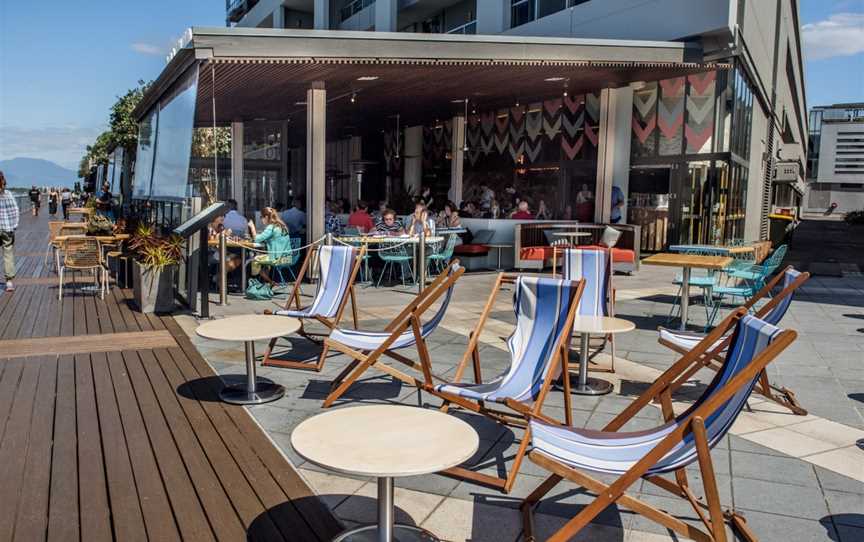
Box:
0, 157, 77, 187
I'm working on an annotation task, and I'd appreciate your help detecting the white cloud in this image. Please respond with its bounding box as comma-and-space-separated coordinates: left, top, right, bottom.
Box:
802, 13, 864, 60
131, 42, 163, 56
0, 124, 104, 170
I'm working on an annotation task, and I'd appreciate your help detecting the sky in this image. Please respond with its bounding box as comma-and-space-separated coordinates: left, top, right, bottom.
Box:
0, 0, 862, 171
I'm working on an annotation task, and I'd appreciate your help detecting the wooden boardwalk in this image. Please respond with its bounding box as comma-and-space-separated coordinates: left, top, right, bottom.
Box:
0, 210, 342, 541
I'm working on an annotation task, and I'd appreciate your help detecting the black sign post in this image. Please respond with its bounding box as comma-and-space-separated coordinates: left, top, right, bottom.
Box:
173, 202, 228, 318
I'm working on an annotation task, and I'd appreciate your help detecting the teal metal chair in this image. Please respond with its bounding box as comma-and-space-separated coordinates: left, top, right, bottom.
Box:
377, 242, 415, 287
272, 237, 302, 287
728, 245, 787, 289
426, 234, 458, 275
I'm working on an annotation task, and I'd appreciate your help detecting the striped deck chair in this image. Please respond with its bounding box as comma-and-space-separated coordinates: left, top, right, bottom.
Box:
428, 274, 586, 493
522, 311, 797, 542
560, 247, 617, 372
321, 261, 465, 407
658, 266, 809, 415
262, 244, 365, 370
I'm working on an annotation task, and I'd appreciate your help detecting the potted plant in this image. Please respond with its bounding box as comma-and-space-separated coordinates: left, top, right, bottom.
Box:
130, 223, 184, 313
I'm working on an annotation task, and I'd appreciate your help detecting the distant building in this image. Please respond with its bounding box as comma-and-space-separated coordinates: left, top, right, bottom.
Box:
805, 103, 864, 214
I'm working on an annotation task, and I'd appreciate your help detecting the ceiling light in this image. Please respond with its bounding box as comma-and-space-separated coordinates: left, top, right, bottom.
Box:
356, 76, 379, 81
294, 101, 306, 106
545, 77, 566, 82
350, 92, 357, 104
451, 98, 467, 103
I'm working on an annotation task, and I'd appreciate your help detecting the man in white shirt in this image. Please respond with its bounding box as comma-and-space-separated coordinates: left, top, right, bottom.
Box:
0, 172, 21, 292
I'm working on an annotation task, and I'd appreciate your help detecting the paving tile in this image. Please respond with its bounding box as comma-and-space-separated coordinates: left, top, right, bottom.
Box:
814, 466, 864, 495
732, 477, 829, 520
805, 446, 864, 483
736, 510, 838, 542
824, 490, 864, 527
742, 427, 840, 457
420, 497, 523, 542
334, 483, 445, 526
299, 468, 366, 511
786, 418, 864, 449
729, 450, 818, 487
524, 514, 628, 541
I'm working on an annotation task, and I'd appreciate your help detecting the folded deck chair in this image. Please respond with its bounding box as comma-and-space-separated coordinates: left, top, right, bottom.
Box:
658, 266, 809, 415
321, 261, 465, 407
427, 274, 586, 493
262, 244, 365, 370
560, 247, 617, 372
522, 311, 797, 542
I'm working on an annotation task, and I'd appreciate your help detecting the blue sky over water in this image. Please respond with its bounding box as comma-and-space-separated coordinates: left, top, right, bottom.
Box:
0, 0, 861, 169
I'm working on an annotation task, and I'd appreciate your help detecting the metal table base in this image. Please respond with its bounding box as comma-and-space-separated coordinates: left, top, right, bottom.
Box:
569, 332, 613, 396
334, 477, 439, 542
219, 341, 285, 405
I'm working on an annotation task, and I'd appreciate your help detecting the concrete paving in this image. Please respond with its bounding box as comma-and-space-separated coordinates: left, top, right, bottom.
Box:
177, 264, 864, 542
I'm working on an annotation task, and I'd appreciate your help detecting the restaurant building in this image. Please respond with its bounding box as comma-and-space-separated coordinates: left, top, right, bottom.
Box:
131, 0, 806, 250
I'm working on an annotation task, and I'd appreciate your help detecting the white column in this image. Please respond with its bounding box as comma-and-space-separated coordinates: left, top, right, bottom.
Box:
449, 115, 466, 205
349, 135, 362, 205
307, 82, 326, 243
230, 121, 244, 213
314, 0, 330, 29
272, 5, 285, 28
477, 0, 509, 34
403, 126, 423, 198
375, 0, 398, 32
594, 87, 633, 223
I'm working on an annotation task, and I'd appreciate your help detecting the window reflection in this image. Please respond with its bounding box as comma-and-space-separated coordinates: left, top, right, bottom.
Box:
151, 67, 199, 200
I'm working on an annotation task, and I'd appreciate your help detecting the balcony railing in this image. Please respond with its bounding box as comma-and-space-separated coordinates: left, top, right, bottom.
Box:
340, 0, 376, 23
446, 20, 477, 35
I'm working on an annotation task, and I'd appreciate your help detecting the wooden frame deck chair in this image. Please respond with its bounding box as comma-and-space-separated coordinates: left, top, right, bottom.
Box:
658, 266, 809, 415
428, 274, 586, 493
560, 247, 617, 372
262, 244, 365, 369
521, 310, 797, 542
321, 261, 465, 407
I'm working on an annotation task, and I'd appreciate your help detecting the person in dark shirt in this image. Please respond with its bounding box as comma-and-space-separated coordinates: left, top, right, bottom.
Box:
375, 209, 404, 235
28, 186, 41, 216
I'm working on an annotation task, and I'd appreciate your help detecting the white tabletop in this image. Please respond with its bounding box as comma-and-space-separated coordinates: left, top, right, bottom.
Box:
291, 405, 479, 478
554, 231, 590, 237
572, 315, 636, 335
196, 314, 301, 342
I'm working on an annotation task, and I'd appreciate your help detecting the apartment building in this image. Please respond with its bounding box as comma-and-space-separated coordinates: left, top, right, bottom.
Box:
805, 103, 864, 214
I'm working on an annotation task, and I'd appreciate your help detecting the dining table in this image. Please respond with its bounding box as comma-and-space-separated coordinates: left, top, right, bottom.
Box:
208, 235, 263, 297
550, 231, 591, 276
642, 253, 733, 330
336, 234, 445, 293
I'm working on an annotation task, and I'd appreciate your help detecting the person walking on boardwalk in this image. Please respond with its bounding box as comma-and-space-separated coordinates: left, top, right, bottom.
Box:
28, 185, 40, 216
0, 172, 20, 292
48, 186, 59, 217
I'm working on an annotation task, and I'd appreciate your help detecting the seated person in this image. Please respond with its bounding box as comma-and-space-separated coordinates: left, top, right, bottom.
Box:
375, 209, 405, 236
223, 199, 252, 238
510, 200, 534, 220
281, 198, 307, 236
249, 207, 293, 286
406, 202, 432, 237
325, 201, 343, 235
436, 200, 462, 229
207, 215, 242, 287
348, 200, 376, 233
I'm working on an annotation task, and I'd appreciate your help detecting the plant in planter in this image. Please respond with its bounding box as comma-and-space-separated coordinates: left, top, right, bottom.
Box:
130, 223, 184, 313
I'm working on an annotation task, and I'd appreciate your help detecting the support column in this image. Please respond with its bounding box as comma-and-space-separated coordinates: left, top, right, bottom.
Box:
272, 5, 285, 28
375, 0, 398, 32
449, 115, 466, 205
477, 0, 509, 34
307, 82, 326, 243
231, 121, 244, 213
348, 136, 362, 206
403, 126, 423, 199
594, 87, 633, 224
314, 0, 330, 29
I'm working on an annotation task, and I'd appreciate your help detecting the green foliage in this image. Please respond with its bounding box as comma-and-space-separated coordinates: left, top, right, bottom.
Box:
845, 209, 864, 225
129, 222, 184, 271
192, 127, 231, 158
79, 80, 152, 177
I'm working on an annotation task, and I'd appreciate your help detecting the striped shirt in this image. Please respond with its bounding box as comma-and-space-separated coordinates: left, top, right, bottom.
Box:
0, 190, 20, 231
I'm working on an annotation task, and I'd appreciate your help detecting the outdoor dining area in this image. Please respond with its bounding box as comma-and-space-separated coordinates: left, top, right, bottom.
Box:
188, 231, 816, 541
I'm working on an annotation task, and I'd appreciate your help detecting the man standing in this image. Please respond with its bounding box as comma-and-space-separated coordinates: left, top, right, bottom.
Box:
28, 185, 41, 216
610, 185, 625, 224
0, 172, 21, 292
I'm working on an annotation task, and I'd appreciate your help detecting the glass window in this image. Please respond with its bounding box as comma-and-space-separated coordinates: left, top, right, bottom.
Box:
151, 67, 199, 200
133, 107, 158, 199
511, 0, 535, 27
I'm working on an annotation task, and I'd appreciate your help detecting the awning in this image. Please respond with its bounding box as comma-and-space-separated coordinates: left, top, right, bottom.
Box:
136, 27, 730, 127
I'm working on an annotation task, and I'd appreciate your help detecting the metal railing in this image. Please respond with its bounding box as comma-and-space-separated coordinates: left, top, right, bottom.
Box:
446, 20, 477, 35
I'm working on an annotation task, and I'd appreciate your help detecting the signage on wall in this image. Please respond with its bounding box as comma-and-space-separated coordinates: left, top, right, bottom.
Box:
773, 161, 801, 182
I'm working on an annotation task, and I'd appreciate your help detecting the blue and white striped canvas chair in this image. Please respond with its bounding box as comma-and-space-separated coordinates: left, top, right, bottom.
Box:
321, 261, 465, 407
262, 244, 365, 370
429, 274, 586, 493
658, 266, 809, 415
560, 247, 617, 372
521, 311, 797, 542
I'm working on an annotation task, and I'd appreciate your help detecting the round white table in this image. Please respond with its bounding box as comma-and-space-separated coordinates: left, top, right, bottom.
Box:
292, 405, 479, 542
569, 316, 635, 396
196, 314, 300, 405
